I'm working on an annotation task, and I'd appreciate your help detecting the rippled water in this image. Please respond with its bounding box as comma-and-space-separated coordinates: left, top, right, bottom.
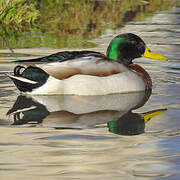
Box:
0, 5, 180, 180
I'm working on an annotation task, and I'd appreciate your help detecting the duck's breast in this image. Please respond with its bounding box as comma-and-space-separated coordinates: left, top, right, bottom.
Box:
129, 64, 152, 89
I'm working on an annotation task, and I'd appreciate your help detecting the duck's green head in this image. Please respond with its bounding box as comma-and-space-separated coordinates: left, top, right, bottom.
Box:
106, 33, 167, 66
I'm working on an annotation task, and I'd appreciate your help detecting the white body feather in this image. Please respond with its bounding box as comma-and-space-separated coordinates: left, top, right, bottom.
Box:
29, 70, 145, 95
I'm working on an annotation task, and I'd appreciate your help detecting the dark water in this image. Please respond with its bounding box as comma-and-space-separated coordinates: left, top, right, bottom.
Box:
0, 3, 180, 180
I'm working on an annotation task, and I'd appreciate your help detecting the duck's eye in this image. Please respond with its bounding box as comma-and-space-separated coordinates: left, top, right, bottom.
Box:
148, 49, 151, 52
131, 41, 137, 45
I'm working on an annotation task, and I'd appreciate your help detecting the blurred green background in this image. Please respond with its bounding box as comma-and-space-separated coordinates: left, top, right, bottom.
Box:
0, 0, 179, 51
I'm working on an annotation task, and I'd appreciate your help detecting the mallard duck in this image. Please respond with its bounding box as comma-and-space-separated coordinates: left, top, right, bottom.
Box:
7, 33, 166, 95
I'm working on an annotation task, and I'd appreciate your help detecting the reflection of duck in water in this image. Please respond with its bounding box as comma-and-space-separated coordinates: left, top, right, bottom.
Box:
7, 33, 166, 95
108, 109, 166, 136
7, 90, 166, 135
7, 91, 151, 128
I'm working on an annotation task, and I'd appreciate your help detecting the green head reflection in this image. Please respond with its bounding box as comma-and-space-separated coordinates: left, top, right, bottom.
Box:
108, 109, 167, 136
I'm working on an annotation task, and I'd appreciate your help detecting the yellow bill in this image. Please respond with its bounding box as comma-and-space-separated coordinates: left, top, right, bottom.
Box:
142, 46, 167, 61
141, 108, 167, 123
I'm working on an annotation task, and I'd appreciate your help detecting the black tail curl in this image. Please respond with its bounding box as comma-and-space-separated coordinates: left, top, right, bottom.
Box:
11, 66, 49, 92
14, 65, 26, 76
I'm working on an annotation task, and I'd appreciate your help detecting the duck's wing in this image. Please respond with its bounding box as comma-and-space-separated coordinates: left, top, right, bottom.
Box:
15, 50, 105, 64
35, 56, 128, 80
